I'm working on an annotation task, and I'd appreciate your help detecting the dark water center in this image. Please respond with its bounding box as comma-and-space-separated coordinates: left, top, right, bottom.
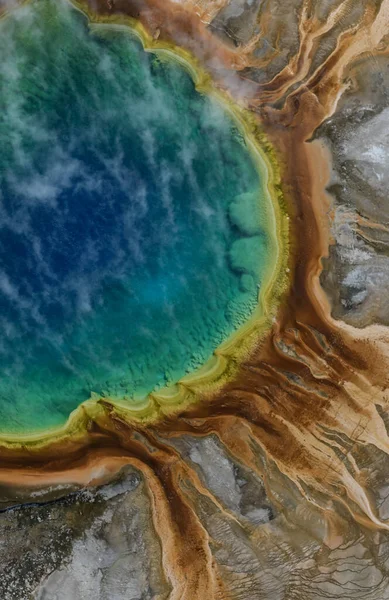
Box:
0, 0, 270, 432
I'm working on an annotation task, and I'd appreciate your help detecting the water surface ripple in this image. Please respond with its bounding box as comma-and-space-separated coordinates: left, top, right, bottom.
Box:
0, 0, 272, 432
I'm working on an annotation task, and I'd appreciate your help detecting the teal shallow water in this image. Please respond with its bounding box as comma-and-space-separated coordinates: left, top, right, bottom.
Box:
0, 0, 272, 433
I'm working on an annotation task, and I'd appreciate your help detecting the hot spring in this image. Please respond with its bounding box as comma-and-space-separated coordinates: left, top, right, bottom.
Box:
0, 0, 277, 432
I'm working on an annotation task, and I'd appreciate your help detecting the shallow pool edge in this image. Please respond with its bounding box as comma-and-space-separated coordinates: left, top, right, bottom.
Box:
0, 0, 290, 448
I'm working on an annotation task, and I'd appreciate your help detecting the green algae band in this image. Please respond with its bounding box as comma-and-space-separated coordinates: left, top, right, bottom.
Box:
0, 0, 276, 433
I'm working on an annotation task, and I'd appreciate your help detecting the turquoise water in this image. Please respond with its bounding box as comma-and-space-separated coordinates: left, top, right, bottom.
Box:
0, 0, 271, 432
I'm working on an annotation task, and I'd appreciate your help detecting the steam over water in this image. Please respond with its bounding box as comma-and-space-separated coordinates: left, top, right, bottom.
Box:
0, 0, 271, 432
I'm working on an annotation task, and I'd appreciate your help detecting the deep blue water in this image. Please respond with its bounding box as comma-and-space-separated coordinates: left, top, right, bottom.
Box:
0, 0, 270, 431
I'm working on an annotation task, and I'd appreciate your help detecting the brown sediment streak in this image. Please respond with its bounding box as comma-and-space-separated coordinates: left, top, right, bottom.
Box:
260, 0, 389, 118
94, 418, 229, 600
74, 0, 257, 72
2, 0, 389, 597
254, 0, 362, 99
170, 0, 230, 24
